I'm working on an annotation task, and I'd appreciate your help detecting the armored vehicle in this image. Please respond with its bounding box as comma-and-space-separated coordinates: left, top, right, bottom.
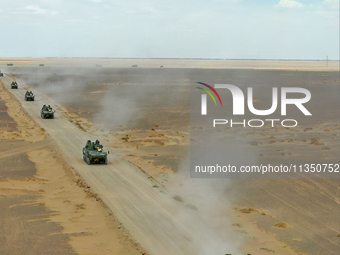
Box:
82, 140, 109, 165
41, 105, 54, 119
11, 81, 18, 89
0, 70, 3, 77
25, 91, 35, 101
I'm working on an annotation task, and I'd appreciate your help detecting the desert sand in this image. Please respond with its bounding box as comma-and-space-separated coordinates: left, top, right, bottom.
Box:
0, 79, 145, 255
0, 58, 339, 255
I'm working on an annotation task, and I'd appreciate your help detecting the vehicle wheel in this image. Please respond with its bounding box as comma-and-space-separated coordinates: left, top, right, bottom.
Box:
86, 156, 91, 165
83, 154, 86, 162
41, 114, 44, 119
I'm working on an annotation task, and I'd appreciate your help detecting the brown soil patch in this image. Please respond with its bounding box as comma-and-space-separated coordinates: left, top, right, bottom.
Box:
0, 80, 45, 141
27, 148, 145, 255
238, 207, 259, 214
274, 222, 288, 229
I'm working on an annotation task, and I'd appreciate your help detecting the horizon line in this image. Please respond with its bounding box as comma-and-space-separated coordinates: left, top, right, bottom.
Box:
0, 57, 339, 61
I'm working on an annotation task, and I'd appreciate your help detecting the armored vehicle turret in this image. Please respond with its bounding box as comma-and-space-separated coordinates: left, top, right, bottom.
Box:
82, 140, 109, 165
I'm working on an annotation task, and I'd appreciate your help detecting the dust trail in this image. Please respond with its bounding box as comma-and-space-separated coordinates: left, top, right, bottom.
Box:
10, 66, 190, 130
9, 66, 252, 253
165, 133, 258, 254
166, 159, 242, 254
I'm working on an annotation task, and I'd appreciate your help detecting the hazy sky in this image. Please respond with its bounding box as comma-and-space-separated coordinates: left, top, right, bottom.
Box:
0, 0, 338, 59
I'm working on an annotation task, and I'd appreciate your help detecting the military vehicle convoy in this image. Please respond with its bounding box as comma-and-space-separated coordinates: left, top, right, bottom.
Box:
41, 104, 55, 119
83, 140, 109, 165
11, 81, 18, 89
24, 91, 35, 101
6, 79, 111, 166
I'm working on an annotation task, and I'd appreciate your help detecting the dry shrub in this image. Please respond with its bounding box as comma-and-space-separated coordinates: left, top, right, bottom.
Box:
121, 135, 130, 141
75, 203, 85, 210
173, 195, 184, 202
154, 140, 165, 146
239, 208, 258, 214
274, 222, 288, 229
148, 133, 165, 138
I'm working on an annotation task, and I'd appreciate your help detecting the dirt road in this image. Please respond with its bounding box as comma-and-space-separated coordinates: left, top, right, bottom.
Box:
2, 75, 241, 255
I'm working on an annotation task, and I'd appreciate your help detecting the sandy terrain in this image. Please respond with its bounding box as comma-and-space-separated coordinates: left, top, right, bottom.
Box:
2, 74, 244, 255
0, 80, 144, 255
0, 59, 339, 255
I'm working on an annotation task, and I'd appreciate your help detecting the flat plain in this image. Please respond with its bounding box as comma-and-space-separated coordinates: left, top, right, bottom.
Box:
0, 58, 339, 255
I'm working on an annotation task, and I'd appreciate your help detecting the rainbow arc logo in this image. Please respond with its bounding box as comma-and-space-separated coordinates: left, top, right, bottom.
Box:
196, 82, 222, 115
196, 82, 222, 106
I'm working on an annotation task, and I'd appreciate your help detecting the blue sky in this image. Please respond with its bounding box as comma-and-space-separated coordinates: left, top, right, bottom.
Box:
0, 0, 338, 59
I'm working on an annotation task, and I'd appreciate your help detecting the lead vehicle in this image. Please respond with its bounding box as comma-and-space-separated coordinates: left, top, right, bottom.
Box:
41, 105, 55, 119
82, 140, 109, 165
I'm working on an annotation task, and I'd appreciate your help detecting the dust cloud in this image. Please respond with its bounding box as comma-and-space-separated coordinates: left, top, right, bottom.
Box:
167, 137, 257, 254
11, 66, 251, 254
11, 66, 189, 130
166, 159, 242, 254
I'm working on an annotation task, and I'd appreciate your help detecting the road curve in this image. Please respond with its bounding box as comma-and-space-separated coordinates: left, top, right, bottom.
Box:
2, 75, 238, 255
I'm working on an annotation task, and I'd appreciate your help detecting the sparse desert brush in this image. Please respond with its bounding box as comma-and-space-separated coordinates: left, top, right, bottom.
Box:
121, 135, 130, 141
311, 140, 324, 146
86, 191, 98, 198
75, 203, 85, 210
239, 208, 258, 213
249, 141, 261, 146
173, 195, 184, 202
260, 248, 275, 252
148, 133, 165, 138
154, 140, 165, 146
274, 222, 288, 229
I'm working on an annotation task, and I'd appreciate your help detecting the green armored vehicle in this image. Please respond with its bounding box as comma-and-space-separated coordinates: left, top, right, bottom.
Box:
0, 70, 3, 77
25, 91, 35, 101
41, 104, 55, 119
11, 81, 18, 89
83, 140, 109, 165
